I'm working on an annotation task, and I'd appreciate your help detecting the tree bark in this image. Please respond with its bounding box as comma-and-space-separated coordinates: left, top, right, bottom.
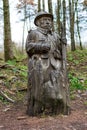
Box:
42, 0, 45, 11
69, 0, 76, 51
56, 0, 61, 34
75, 0, 83, 50
48, 0, 53, 14
38, 0, 41, 12
3, 0, 14, 61
62, 0, 66, 37
48, 0, 54, 30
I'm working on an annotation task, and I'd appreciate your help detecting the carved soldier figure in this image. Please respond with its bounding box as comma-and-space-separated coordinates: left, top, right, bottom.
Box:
26, 11, 70, 116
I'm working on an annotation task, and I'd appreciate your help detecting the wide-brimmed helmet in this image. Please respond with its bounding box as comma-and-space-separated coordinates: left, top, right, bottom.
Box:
34, 11, 53, 26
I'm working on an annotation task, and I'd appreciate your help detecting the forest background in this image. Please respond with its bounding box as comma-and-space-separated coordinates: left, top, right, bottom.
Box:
0, 1, 87, 129
0, 0, 87, 61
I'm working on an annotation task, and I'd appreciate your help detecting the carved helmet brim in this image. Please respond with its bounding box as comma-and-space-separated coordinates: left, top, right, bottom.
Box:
34, 11, 53, 26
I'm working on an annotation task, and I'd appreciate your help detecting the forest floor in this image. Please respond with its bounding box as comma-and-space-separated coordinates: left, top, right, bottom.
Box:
0, 49, 87, 130
0, 92, 87, 130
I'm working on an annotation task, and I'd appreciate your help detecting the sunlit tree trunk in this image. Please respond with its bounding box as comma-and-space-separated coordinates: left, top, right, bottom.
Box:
38, 0, 41, 12
3, 0, 14, 61
75, 0, 83, 50
69, 0, 76, 51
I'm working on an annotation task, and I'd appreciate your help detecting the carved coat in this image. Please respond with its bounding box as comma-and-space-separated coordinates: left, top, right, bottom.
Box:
26, 27, 67, 106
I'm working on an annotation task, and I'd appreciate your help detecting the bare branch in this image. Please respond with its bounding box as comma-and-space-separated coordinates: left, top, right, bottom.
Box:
0, 90, 15, 103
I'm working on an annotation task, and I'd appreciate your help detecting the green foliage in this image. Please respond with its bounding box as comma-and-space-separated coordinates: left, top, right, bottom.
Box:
18, 65, 27, 70
67, 49, 87, 64
0, 95, 4, 101
0, 57, 28, 103
17, 65, 27, 78
67, 49, 87, 91
84, 80, 87, 86
6, 60, 27, 78
7, 60, 17, 65
19, 71, 27, 78
67, 53, 73, 62
0, 95, 9, 104
0, 48, 87, 103
68, 73, 85, 90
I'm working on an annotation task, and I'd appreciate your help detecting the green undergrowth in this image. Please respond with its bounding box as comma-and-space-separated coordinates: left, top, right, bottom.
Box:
67, 49, 87, 92
0, 51, 28, 103
0, 49, 87, 103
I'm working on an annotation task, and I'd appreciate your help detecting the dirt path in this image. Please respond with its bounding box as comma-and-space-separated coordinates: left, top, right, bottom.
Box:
0, 96, 87, 130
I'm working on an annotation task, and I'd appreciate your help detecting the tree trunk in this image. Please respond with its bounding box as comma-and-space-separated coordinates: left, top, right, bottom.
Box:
62, 0, 66, 37
48, 0, 53, 14
38, 0, 41, 12
75, 0, 83, 50
48, 0, 54, 30
42, 0, 45, 11
22, 3, 26, 52
69, 0, 76, 51
56, 0, 61, 34
3, 0, 14, 61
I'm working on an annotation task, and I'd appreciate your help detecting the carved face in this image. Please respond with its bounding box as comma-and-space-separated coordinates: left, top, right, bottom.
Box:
36, 16, 52, 30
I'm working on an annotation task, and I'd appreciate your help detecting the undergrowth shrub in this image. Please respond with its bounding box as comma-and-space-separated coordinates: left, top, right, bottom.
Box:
68, 73, 85, 91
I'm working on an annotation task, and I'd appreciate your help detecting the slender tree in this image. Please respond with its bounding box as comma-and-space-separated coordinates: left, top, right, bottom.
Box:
62, 0, 66, 37
48, 0, 54, 30
56, 0, 61, 34
3, 0, 14, 61
69, 0, 76, 51
38, 0, 41, 12
42, 0, 45, 11
48, 0, 53, 14
75, 0, 83, 49
22, 3, 26, 52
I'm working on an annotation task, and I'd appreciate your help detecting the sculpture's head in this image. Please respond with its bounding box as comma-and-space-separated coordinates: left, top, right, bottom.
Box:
34, 11, 53, 30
